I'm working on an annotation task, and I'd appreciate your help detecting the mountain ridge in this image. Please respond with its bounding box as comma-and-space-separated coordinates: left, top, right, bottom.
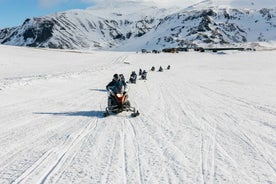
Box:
1, 1, 276, 50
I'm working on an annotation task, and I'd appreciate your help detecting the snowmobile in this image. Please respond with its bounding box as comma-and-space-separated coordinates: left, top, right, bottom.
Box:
129, 72, 137, 84
103, 87, 139, 117
139, 69, 142, 76
141, 70, 147, 80
158, 66, 163, 72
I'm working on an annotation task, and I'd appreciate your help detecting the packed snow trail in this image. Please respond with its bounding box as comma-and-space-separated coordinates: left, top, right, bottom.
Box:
0, 45, 275, 183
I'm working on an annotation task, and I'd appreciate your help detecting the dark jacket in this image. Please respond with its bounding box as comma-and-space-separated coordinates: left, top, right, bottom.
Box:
130, 72, 137, 79
106, 79, 127, 93
106, 79, 118, 90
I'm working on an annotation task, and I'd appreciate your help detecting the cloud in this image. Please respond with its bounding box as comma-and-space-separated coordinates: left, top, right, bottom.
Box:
80, 0, 276, 8
39, 0, 69, 8
80, 0, 198, 7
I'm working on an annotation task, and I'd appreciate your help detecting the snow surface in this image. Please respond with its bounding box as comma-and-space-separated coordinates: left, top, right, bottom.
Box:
0, 45, 275, 183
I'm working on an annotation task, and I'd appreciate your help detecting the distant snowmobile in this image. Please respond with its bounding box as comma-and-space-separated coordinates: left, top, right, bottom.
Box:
139, 68, 142, 76
104, 86, 139, 117
141, 70, 147, 80
129, 71, 137, 84
158, 66, 163, 72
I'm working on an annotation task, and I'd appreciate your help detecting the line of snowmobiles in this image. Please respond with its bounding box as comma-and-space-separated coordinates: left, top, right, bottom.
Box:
103, 65, 170, 118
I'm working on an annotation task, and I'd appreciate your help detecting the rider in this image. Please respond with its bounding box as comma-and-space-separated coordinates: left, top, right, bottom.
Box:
106, 74, 119, 90
106, 74, 128, 106
129, 71, 137, 83
158, 66, 163, 72
119, 74, 126, 84
139, 68, 142, 76
141, 70, 147, 80
106, 74, 127, 91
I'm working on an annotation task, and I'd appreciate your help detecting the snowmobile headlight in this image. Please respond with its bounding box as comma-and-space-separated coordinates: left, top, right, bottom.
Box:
116, 94, 123, 98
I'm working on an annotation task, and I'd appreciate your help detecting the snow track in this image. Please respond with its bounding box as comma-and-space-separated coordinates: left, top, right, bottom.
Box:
0, 46, 275, 183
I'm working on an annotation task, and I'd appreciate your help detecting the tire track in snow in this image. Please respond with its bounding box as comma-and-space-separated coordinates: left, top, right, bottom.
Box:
15, 118, 99, 184
196, 84, 276, 174
56, 118, 109, 183
102, 131, 118, 184
96, 120, 126, 184
129, 120, 144, 184
199, 134, 205, 184
187, 82, 272, 183
0, 85, 99, 164
131, 71, 198, 183
0, 115, 83, 184
160, 75, 220, 184
181, 80, 271, 183
183, 86, 244, 183
43, 119, 100, 184
122, 118, 144, 184
134, 80, 190, 183
0, 71, 106, 183
158, 79, 216, 183
198, 84, 276, 117
122, 119, 128, 184
160, 77, 217, 183
135, 115, 188, 183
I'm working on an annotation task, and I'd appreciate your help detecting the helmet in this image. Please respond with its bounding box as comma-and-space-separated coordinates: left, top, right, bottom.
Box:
113, 74, 119, 80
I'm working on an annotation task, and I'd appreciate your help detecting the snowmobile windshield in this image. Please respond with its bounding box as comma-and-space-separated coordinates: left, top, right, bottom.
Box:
111, 82, 125, 94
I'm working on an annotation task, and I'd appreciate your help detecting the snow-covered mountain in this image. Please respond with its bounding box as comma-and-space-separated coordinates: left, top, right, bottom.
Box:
0, 1, 276, 50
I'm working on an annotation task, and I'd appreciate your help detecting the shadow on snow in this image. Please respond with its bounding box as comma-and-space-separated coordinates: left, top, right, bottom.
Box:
89, 88, 106, 92
33, 110, 104, 118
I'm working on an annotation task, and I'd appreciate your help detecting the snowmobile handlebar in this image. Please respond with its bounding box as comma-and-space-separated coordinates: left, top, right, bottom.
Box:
107, 87, 128, 96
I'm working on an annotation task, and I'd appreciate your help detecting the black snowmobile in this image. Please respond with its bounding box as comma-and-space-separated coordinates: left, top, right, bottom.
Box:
141, 70, 147, 80
104, 87, 139, 117
129, 71, 137, 84
158, 66, 163, 72
139, 68, 142, 76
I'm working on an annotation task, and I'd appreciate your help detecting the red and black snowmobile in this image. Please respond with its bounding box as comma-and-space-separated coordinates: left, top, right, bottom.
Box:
103, 87, 139, 117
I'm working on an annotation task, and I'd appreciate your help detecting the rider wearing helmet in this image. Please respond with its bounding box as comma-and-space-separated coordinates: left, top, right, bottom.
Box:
106, 73, 128, 107
106, 74, 119, 90
106, 74, 127, 90
119, 74, 126, 84
141, 70, 147, 80
129, 71, 137, 83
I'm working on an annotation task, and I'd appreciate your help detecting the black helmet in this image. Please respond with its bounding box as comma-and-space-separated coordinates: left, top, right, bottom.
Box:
113, 74, 119, 80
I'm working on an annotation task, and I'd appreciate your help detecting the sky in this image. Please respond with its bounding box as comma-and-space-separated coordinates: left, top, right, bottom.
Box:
0, 0, 95, 28
0, 0, 196, 29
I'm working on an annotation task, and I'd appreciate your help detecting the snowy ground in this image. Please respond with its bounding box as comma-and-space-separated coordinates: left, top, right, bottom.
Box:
0, 45, 275, 184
